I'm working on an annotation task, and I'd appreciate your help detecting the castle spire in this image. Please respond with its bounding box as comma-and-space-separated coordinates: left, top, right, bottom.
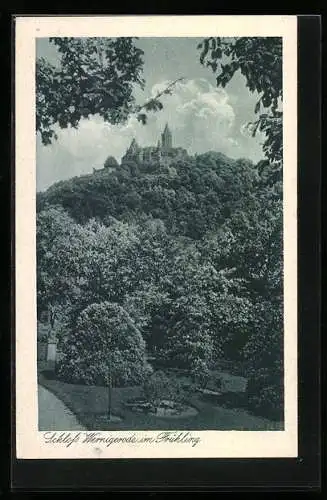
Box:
161, 123, 172, 149
128, 137, 139, 153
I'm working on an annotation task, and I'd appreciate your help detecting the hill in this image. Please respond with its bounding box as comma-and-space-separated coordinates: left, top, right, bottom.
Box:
37, 152, 258, 239
36, 151, 283, 420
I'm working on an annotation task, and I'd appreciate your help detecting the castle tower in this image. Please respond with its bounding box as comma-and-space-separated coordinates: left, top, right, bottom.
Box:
161, 123, 172, 150
127, 138, 139, 154
121, 137, 140, 164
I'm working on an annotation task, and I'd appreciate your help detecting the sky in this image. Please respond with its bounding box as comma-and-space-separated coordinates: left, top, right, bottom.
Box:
36, 37, 265, 191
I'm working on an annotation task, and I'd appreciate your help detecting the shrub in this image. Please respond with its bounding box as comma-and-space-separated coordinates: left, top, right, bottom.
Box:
57, 301, 153, 387
142, 370, 185, 407
246, 365, 283, 421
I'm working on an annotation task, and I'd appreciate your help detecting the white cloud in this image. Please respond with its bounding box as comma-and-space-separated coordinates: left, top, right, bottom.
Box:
37, 78, 251, 191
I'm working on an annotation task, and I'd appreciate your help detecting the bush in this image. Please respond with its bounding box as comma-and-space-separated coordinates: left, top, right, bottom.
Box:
57, 301, 153, 387
142, 370, 185, 407
246, 366, 283, 421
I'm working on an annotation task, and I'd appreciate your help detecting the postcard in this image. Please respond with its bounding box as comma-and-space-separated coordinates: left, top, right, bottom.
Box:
15, 15, 298, 459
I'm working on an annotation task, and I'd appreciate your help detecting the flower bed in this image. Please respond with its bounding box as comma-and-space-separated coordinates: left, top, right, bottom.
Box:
124, 398, 198, 418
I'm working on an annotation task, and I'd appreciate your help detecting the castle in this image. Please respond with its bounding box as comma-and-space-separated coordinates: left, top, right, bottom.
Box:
121, 124, 188, 167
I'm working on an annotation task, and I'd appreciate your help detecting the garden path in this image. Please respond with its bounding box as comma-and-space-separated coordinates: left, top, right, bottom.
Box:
38, 385, 86, 431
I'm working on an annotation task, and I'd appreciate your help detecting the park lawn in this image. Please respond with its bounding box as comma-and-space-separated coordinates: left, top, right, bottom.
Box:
38, 371, 283, 431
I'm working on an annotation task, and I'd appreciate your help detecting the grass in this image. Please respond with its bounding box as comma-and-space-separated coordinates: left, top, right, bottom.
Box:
38, 370, 283, 431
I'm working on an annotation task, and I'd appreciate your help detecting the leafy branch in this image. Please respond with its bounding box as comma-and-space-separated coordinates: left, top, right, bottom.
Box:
36, 38, 182, 145
135, 77, 185, 125
198, 37, 283, 169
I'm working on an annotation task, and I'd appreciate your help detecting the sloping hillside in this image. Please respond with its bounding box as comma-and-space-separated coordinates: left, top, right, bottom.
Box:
37, 152, 258, 239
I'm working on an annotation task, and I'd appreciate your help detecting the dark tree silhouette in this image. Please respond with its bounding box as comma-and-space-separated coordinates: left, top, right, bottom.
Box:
36, 37, 183, 145
198, 37, 283, 170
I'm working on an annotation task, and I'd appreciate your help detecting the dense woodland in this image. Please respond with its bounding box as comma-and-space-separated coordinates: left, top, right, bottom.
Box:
37, 151, 283, 419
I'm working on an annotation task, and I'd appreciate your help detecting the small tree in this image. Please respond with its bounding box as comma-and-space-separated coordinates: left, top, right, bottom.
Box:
104, 156, 119, 169
57, 301, 153, 419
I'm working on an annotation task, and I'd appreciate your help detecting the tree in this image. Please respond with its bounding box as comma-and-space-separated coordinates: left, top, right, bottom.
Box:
163, 259, 253, 365
123, 284, 172, 354
75, 219, 143, 306
198, 37, 283, 168
104, 155, 119, 169
36, 37, 184, 145
164, 293, 214, 371
243, 297, 283, 420
36, 37, 144, 145
37, 206, 174, 341
57, 301, 153, 418
36, 205, 84, 334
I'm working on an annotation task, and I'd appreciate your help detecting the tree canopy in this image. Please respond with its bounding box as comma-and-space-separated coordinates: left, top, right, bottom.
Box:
36, 37, 183, 145
198, 37, 283, 169
57, 301, 153, 386
37, 151, 282, 379
36, 37, 145, 144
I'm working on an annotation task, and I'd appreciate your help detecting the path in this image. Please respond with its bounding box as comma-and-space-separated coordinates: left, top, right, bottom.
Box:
38, 385, 86, 431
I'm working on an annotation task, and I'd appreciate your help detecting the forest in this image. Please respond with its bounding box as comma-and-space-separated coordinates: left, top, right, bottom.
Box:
37, 150, 283, 421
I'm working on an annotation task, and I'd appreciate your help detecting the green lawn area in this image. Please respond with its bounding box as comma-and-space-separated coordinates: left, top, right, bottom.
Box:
38, 370, 283, 431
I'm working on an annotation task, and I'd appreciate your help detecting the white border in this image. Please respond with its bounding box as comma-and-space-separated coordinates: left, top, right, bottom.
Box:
15, 15, 298, 459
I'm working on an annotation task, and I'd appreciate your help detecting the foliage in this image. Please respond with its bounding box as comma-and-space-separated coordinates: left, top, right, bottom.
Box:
35, 35, 285, 421
142, 370, 185, 406
36, 37, 145, 145
123, 283, 172, 352
57, 301, 153, 386
36, 152, 258, 239
37, 146, 283, 417
246, 364, 283, 421
36, 38, 184, 145
198, 37, 283, 167
37, 209, 142, 322
243, 299, 283, 368
36, 205, 83, 319
104, 156, 119, 168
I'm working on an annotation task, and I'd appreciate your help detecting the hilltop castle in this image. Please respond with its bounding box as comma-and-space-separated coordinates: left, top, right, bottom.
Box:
121, 124, 188, 167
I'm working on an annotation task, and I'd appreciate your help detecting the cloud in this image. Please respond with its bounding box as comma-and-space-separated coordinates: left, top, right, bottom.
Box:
37, 78, 256, 191
148, 79, 235, 153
